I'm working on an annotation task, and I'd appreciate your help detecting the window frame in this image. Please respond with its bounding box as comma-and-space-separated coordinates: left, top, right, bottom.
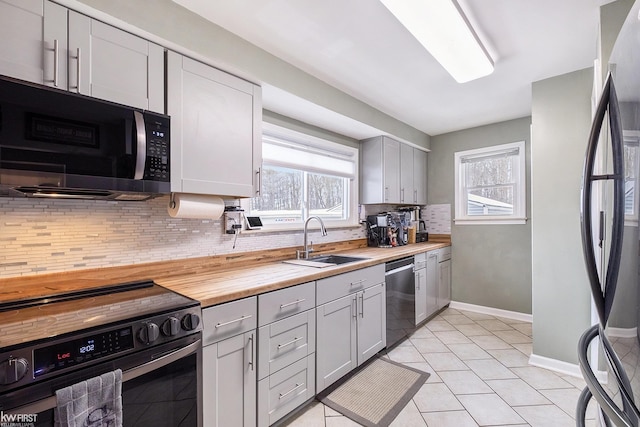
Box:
454, 140, 527, 225
243, 123, 359, 231
624, 131, 639, 226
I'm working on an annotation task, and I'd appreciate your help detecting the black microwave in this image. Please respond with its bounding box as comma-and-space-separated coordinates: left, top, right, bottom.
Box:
0, 76, 170, 200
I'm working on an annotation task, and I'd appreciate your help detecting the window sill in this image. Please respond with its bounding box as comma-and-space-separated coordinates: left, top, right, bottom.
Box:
454, 217, 528, 225
625, 218, 638, 227
239, 222, 362, 234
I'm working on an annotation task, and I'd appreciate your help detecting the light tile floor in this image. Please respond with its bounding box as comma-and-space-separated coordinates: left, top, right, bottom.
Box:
283, 307, 599, 427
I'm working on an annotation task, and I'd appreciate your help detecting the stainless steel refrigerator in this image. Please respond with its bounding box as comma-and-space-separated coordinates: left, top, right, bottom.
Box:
577, 1, 640, 425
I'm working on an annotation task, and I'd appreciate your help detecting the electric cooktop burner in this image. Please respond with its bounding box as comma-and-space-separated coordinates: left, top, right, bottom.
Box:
0, 280, 199, 349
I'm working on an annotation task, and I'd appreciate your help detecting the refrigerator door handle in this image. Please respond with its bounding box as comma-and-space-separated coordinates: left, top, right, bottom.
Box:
577, 325, 639, 426
580, 72, 625, 326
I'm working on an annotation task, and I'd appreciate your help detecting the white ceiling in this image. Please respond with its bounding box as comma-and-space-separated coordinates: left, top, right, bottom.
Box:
173, 0, 613, 137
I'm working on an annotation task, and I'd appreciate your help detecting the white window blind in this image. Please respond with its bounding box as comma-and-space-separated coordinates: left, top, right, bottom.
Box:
262, 135, 356, 179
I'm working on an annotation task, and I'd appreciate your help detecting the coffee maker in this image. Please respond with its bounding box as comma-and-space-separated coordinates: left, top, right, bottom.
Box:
366, 212, 410, 247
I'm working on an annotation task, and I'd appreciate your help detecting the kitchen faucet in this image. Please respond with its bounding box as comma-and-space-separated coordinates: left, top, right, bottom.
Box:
297, 216, 328, 259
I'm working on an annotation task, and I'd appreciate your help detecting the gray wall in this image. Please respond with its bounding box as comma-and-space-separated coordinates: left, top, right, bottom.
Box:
429, 117, 533, 314
66, 0, 430, 148
531, 68, 593, 364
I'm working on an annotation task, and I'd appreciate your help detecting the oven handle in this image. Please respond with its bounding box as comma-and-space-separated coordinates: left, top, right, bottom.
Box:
8, 340, 201, 415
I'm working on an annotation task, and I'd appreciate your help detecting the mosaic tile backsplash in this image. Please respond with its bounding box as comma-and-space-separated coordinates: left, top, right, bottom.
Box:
422, 204, 452, 235
0, 196, 366, 278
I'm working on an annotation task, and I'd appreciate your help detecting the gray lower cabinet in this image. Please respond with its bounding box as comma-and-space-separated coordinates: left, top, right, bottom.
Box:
202, 297, 257, 427
437, 247, 452, 310
316, 264, 386, 392
426, 251, 439, 317
257, 282, 316, 426
416, 250, 442, 322
414, 253, 427, 325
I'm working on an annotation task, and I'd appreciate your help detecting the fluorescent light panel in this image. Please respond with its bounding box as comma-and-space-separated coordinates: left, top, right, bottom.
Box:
381, 0, 494, 83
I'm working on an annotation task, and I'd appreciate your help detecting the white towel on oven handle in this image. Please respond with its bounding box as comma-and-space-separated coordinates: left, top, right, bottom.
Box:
54, 369, 123, 427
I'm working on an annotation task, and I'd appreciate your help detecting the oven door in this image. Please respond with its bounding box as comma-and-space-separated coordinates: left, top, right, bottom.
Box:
3, 334, 202, 427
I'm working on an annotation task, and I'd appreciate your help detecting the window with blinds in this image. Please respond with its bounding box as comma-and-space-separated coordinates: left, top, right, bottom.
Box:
454, 141, 527, 224
248, 123, 358, 229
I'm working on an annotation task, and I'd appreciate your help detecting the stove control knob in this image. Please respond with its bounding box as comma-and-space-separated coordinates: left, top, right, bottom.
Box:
181, 313, 201, 331
138, 323, 160, 344
161, 317, 180, 336
0, 357, 29, 385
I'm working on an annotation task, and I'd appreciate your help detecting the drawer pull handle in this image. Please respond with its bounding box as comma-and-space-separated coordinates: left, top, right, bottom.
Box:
280, 298, 306, 309
248, 334, 254, 371
277, 336, 303, 349
350, 279, 365, 287
215, 315, 252, 328
279, 383, 303, 400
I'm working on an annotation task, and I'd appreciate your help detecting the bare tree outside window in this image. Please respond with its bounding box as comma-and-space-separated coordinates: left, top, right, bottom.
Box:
251, 166, 349, 225
454, 141, 526, 224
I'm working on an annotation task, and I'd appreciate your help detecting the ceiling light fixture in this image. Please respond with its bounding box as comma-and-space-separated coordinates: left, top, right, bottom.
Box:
380, 0, 494, 83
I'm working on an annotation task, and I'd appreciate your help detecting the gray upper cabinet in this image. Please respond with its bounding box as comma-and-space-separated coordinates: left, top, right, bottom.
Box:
361, 136, 400, 204
0, 1, 163, 112
0, 0, 65, 86
360, 135, 428, 205
167, 52, 262, 198
413, 148, 428, 205
68, 12, 164, 112
400, 143, 414, 204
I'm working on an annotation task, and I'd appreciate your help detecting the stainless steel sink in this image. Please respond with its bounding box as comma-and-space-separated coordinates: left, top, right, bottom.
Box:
282, 254, 369, 268
308, 255, 368, 265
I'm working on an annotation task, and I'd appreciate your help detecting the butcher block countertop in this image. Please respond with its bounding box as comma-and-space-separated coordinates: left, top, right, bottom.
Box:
0, 237, 450, 309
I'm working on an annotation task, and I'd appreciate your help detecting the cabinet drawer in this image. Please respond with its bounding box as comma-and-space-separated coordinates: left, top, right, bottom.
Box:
258, 282, 315, 326
203, 296, 257, 346
414, 252, 427, 270
317, 264, 385, 305
438, 246, 452, 261
258, 354, 315, 427
258, 309, 316, 380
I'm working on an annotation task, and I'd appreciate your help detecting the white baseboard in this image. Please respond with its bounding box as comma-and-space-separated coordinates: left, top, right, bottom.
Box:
606, 326, 637, 339
529, 353, 608, 383
448, 301, 611, 383
448, 301, 533, 323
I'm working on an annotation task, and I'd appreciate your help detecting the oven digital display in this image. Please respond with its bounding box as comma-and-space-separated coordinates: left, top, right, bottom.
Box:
33, 326, 134, 377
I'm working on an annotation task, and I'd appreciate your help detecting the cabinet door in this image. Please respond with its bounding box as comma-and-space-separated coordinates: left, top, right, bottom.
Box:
0, 1, 67, 86
167, 52, 261, 197
68, 12, 164, 111
400, 143, 414, 204
203, 331, 257, 427
316, 294, 357, 392
415, 269, 427, 325
413, 148, 428, 205
383, 137, 401, 203
438, 259, 452, 309
357, 283, 386, 365
426, 252, 439, 318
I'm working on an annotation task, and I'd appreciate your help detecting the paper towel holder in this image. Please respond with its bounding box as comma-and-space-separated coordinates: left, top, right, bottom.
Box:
169, 193, 176, 209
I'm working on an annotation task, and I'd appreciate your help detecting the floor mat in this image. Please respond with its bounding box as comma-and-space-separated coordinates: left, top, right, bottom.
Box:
318, 356, 430, 427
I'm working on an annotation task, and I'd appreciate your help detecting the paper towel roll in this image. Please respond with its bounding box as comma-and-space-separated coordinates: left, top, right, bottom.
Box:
167, 193, 225, 219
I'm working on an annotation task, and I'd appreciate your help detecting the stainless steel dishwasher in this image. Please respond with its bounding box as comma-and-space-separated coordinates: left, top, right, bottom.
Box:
385, 256, 416, 348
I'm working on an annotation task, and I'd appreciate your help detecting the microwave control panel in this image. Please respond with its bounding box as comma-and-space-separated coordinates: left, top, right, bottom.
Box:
145, 115, 170, 182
